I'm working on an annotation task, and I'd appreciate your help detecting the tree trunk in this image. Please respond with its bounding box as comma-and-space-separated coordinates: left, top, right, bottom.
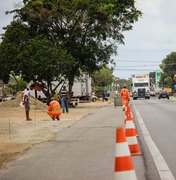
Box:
68, 76, 74, 101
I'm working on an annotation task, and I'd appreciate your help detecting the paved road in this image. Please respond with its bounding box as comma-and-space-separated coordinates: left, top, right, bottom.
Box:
132, 97, 176, 180
0, 104, 145, 180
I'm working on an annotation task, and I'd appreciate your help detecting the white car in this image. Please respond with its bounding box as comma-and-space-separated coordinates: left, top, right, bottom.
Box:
150, 91, 156, 97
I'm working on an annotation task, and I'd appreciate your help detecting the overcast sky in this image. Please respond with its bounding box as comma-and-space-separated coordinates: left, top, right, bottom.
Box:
114, 0, 176, 79
1, 0, 176, 79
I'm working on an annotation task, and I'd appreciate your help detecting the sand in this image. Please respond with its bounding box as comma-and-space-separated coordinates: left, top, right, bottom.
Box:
0, 95, 110, 169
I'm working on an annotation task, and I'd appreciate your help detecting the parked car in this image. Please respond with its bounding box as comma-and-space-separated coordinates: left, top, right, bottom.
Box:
98, 95, 109, 101
2, 94, 15, 101
158, 89, 169, 99
150, 91, 156, 97
71, 95, 98, 103
70, 96, 79, 107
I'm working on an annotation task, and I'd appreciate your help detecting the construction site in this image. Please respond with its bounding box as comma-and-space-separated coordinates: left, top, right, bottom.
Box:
0, 93, 110, 169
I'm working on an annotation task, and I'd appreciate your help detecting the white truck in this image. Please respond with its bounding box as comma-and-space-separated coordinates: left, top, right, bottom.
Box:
131, 74, 150, 100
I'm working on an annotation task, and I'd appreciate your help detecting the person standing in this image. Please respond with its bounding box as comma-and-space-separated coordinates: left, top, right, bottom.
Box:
60, 85, 69, 113
120, 84, 130, 111
22, 84, 35, 121
47, 97, 62, 120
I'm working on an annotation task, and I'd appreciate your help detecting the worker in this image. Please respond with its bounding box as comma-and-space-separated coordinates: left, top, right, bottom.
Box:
120, 84, 130, 111
22, 84, 35, 121
47, 97, 62, 120
60, 85, 69, 113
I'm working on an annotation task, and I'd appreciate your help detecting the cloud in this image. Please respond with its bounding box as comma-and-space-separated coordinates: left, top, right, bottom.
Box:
123, 0, 176, 49
114, 0, 176, 79
137, 0, 162, 16
159, 0, 176, 24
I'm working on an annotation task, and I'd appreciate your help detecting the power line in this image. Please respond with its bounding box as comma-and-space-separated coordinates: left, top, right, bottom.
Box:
116, 63, 176, 67
114, 68, 160, 71
117, 65, 159, 68
118, 49, 175, 53
116, 60, 161, 63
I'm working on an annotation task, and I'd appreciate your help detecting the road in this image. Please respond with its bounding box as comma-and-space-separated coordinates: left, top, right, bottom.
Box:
0, 104, 145, 180
132, 97, 176, 180
1, 97, 176, 180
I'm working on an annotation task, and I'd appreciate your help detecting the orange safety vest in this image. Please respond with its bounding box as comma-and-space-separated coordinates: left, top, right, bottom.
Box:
48, 100, 61, 112
120, 88, 130, 100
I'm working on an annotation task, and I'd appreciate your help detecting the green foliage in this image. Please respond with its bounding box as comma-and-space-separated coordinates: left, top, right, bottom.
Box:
0, 20, 30, 83
0, 20, 74, 98
91, 67, 113, 94
18, 0, 141, 77
160, 52, 176, 86
92, 67, 113, 86
7, 76, 27, 95
117, 78, 131, 90
0, 0, 142, 97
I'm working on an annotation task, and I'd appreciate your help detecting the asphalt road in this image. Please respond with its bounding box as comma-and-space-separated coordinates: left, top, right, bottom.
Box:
132, 97, 176, 180
0, 104, 146, 180
5, 96, 175, 180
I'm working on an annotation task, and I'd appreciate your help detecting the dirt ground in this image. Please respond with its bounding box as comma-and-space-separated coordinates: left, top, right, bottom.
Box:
0, 94, 111, 169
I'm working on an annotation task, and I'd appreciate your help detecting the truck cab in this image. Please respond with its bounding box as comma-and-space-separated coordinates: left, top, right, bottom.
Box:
131, 74, 150, 100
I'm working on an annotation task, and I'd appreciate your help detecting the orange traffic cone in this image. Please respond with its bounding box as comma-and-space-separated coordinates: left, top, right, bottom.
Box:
124, 103, 139, 137
125, 119, 142, 156
125, 103, 134, 121
115, 128, 137, 180
124, 118, 139, 137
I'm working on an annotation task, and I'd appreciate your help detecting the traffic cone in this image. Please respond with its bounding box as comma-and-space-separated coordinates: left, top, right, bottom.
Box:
125, 120, 142, 156
124, 103, 139, 137
115, 128, 137, 180
125, 103, 134, 121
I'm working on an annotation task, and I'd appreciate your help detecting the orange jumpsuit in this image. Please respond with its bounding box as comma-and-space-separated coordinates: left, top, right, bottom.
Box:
120, 88, 130, 109
47, 100, 62, 119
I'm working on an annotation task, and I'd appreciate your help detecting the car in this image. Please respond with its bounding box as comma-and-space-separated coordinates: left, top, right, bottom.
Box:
70, 96, 79, 107
98, 95, 109, 101
71, 95, 98, 104
158, 90, 169, 99
90, 95, 98, 102
2, 94, 15, 101
150, 91, 156, 97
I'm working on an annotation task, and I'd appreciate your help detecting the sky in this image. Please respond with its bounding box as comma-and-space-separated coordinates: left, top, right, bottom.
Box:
113, 0, 176, 79
0, 0, 176, 79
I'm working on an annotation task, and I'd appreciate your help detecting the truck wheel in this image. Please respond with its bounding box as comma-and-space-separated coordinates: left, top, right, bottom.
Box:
92, 98, 96, 102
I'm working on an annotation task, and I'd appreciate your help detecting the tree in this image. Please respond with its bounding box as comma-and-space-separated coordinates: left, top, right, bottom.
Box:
0, 21, 74, 101
1, 0, 142, 98
160, 52, 176, 86
0, 21, 31, 83
117, 78, 131, 91
91, 67, 113, 95
7, 76, 27, 95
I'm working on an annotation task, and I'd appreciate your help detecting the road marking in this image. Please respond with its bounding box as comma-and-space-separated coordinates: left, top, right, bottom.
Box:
133, 104, 175, 180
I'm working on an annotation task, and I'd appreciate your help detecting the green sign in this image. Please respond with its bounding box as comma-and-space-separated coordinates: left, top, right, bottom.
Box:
156, 72, 161, 77
155, 71, 161, 83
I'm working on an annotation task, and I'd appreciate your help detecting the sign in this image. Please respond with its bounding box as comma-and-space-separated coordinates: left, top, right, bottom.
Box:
155, 71, 161, 83
135, 74, 148, 78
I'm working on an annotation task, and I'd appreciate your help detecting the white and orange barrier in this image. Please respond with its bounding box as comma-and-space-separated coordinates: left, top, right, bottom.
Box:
125, 119, 142, 156
115, 128, 137, 180
125, 102, 134, 121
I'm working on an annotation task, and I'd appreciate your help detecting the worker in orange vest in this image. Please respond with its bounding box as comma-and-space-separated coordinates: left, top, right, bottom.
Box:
120, 84, 130, 111
47, 97, 62, 120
